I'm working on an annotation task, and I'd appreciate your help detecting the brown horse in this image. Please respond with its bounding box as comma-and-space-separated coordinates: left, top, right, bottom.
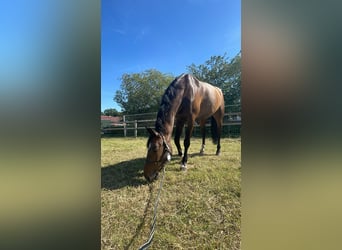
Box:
144, 73, 225, 182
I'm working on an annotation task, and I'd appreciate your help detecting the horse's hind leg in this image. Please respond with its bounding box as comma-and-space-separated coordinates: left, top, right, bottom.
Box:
213, 112, 223, 156
199, 120, 206, 155
174, 119, 185, 157
216, 131, 221, 155
215, 118, 222, 155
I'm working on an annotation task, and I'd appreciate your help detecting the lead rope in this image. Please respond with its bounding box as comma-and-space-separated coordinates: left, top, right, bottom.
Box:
138, 167, 166, 250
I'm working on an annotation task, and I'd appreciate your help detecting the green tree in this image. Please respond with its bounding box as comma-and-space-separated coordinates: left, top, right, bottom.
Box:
187, 52, 241, 107
114, 69, 174, 114
103, 108, 121, 116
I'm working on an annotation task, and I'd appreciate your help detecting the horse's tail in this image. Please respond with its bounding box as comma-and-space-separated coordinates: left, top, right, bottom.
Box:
211, 116, 218, 145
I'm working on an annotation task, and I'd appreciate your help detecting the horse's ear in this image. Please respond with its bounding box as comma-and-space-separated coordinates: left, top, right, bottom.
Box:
146, 127, 158, 137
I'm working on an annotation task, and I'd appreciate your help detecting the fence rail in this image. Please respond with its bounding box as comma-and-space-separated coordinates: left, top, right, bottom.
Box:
102, 111, 241, 138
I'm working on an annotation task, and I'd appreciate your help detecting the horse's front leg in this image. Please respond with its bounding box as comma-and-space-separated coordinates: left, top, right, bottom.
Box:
181, 120, 194, 170
174, 119, 185, 157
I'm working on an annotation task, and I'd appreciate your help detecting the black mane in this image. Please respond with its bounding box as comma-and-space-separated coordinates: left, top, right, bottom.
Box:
155, 74, 185, 134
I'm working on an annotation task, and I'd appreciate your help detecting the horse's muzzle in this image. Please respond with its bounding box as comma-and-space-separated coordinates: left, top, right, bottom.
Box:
144, 171, 159, 183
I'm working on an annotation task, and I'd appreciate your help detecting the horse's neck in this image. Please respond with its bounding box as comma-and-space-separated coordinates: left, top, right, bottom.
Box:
156, 112, 175, 142
162, 118, 175, 142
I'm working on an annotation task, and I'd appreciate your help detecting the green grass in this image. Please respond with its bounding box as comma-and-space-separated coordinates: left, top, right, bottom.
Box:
101, 137, 241, 249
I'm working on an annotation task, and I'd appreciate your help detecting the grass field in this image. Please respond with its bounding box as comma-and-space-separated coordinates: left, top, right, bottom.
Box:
101, 137, 241, 249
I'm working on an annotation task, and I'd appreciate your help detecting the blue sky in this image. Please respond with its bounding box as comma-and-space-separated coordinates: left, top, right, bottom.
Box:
101, 0, 241, 112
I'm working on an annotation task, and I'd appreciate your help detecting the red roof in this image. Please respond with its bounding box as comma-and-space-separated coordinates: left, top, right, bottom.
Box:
101, 116, 121, 123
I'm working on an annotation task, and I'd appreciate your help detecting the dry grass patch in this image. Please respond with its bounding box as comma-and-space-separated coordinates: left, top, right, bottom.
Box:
101, 137, 240, 249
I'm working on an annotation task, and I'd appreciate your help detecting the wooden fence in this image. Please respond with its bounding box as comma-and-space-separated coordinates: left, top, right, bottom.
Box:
102, 111, 241, 138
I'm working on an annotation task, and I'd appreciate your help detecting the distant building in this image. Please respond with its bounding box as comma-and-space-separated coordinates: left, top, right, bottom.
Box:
101, 115, 121, 123
101, 116, 122, 129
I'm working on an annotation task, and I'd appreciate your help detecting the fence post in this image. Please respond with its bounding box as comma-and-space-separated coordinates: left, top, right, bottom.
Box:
123, 115, 126, 137
134, 120, 137, 138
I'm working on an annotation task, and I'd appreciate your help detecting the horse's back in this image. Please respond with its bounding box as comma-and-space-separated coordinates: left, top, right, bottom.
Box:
174, 74, 224, 120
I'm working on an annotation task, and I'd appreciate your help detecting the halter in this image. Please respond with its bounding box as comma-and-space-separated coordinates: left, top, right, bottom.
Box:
145, 133, 172, 171
161, 133, 172, 160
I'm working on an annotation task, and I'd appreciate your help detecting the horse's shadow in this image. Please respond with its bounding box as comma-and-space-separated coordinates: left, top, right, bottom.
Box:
101, 158, 147, 190
101, 153, 217, 190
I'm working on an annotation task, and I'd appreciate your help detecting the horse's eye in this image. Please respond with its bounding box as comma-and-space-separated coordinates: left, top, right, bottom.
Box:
152, 145, 159, 152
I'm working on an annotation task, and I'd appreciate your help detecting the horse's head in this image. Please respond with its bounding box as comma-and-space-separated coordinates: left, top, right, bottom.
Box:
144, 127, 172, 182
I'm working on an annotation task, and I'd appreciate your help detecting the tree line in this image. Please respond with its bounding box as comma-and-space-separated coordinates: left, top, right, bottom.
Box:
102, 52, 241, 116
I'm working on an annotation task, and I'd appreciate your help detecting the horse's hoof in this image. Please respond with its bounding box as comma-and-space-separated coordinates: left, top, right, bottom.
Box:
216, 152, 221, 156
180, 164, 187, 171
199, 150, 204, 155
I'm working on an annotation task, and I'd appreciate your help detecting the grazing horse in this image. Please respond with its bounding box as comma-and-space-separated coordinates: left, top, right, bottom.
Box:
144, 73, 225, 182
